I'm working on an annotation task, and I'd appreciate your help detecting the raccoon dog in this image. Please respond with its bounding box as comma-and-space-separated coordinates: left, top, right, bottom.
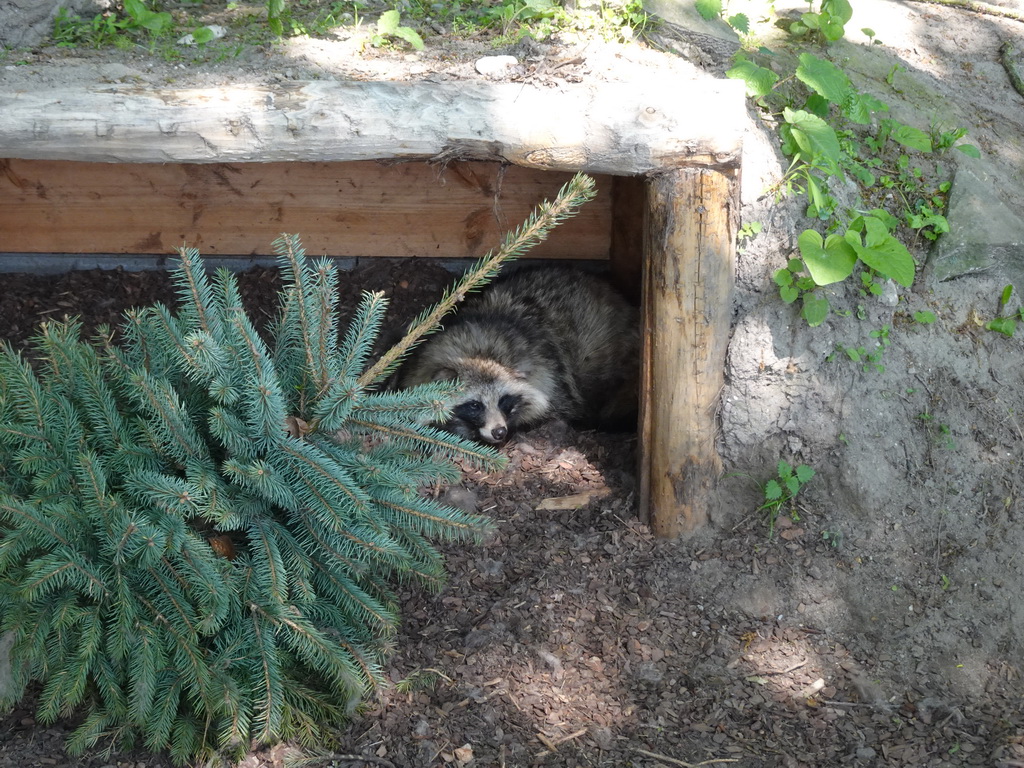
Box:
401, 266, 639, 445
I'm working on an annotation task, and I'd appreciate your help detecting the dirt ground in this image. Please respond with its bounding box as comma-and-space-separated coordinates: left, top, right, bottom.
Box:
2, 1, 1024, 767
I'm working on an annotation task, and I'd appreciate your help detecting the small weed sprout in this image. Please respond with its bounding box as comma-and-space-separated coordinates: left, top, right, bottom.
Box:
371, 9, 425, 50
985, 284, 1022, 337
760, 460, 815, 538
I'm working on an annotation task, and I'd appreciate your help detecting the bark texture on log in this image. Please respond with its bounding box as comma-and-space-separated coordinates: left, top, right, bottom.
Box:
639, 168, 737, 538
0, 80, 745, 174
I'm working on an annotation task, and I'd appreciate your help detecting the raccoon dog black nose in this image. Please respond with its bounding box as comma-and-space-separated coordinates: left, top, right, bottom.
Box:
491, 426, 508, 442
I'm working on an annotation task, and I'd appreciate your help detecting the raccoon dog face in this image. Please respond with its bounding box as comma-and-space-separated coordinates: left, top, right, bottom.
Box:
432, 357, 549, 445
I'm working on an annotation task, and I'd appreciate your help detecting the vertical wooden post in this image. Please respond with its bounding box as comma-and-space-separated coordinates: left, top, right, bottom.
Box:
638, 167, 737, 538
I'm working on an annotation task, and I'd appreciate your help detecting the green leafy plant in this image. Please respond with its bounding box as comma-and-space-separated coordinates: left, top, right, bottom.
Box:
788, 0, 852, 43
760, 460, 815, 537
123, 0, 174, 34
268, 0, 287, 34
52, 8, 125, 48
727, 39, 976, 328
985, 284, 1023, 337
831, 325, 889, 372
370, 9, 425, 50
477, 0, 651, 45
52, 0, 173, 47
0, 175, 596, 763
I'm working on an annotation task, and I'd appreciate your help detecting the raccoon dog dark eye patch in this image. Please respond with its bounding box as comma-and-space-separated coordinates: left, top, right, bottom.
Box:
453, 400, 485, 423
498, 393, 522, 416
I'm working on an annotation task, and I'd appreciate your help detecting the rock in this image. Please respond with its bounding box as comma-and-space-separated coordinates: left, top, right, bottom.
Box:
928, 157, 1024, 287
474, 55, 521, 79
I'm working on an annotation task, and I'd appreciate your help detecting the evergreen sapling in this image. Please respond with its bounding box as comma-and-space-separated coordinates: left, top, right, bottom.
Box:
0, 173, 597, 763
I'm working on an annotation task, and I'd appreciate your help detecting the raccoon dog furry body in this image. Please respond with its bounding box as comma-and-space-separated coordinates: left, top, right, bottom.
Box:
401, 266, 639, 445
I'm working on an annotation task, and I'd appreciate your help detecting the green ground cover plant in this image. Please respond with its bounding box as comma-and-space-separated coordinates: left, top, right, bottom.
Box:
723, 1, 978, 328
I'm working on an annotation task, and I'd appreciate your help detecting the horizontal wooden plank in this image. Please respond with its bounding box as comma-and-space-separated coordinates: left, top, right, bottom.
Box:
0, 80, 745, 174
0, 159, 612, 259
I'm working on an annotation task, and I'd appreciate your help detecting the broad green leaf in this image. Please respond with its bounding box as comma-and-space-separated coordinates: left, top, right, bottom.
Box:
783, 108, 841, 170
804, 93, 830, 119
861, 216, 889, 248
1001, 285, 1014, 305
727, 13, 750, 33
780, 285, 799, 304
726, 60, 779, 99
827, 0, 853, 24
124, 0, 172, 32
986, 317, 1017, 337
798, 229, 856, 286
890, 123, 932, 152
955, 143, 981, 158
395, 26, 425, 50
695, 0, 722, 21
913, 310, 936, 324
844, 93, 873, 125
795, 464, 815, 483
774, 268, 794, 287
796, 53, 851, 105
778, 459, 793, 478
378, 9, 400, 34
802, 294, 830, 327
822, 18, 846, 40
855, 234, 916, 287
764, 479, 782, 501
801, 11, 822, 30
866, 208, 900, 231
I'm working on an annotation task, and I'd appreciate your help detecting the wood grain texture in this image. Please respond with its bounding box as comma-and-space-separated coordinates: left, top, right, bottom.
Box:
0, 80, 745, 174
0, 159, 611, 259
638, 167, 737, 537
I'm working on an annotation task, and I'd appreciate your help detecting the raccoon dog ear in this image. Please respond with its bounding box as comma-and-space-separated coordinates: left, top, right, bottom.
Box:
432, 368, 459, 382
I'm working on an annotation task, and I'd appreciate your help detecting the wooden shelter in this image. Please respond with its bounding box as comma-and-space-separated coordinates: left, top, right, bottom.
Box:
0, 78, 744, 537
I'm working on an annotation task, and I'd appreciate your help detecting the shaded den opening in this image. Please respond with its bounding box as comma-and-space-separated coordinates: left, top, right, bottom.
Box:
0, 79, 744, 536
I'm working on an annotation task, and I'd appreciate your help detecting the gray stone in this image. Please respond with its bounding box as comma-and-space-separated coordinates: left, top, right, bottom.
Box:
928, 158, 1024, 287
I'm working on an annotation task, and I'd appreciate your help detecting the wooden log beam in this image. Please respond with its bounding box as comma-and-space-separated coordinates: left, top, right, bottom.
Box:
0, 159, 611, 259
639, 167, 737, 537
0, 80, 744, 175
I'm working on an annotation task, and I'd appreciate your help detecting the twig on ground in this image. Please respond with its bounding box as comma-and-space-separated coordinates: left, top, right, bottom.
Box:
534, 728, 589, 758
288, 754, 397, 768
632, 748, 740, 767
